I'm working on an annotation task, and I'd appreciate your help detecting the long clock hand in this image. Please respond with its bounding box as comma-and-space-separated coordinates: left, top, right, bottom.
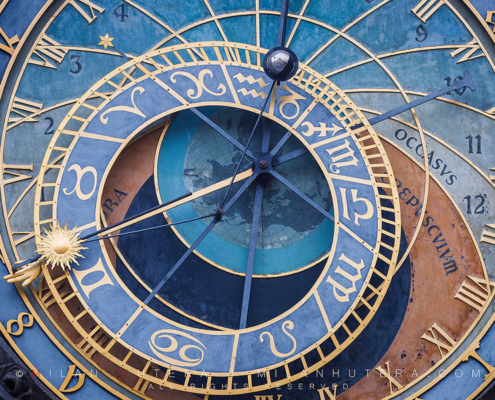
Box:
239, 181, 264, 329
218, 80, 276, 211
271, 170, 334, 222
144, 172, 258, 304
272, 70, 476, 166
276, 0, 290, 47
5, 168, 253, 284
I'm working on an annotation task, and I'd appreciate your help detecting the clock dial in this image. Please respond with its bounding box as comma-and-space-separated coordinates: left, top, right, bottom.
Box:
1, 1, 495, 400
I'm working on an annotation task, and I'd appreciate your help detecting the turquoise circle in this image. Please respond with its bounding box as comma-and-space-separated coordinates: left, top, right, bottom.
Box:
156, 106, 334, 276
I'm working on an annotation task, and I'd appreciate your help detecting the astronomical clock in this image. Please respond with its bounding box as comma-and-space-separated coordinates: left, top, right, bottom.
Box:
2, 0, 495, 399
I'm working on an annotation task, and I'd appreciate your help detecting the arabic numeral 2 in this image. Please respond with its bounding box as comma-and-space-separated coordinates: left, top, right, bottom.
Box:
44, 117, 54, 135
463, 194, 486, 215
466, 134, 482, 154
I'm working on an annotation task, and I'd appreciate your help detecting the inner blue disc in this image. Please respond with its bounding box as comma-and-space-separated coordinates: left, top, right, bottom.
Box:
156, 106, 334, 276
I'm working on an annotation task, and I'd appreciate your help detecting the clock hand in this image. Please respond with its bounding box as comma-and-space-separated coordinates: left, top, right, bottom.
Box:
239, 181, 264, 329
238, 110, 273, 329
85, 213, 217, 242
144, 172, 258, 305
4, 191, 192, 272
218, 80, 276, 211
93, 168, 253, 237
188, 108, 256, 160
6, 168, 253, 279
270, 170, 334, 222
276, 0, 290, 47
272, 70, 476, 166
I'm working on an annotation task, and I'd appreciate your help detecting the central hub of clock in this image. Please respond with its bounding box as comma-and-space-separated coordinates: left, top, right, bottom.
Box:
156, 107, 334, 277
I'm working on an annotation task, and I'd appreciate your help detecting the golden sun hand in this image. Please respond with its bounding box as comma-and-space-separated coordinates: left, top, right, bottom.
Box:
38, 222, 87, 270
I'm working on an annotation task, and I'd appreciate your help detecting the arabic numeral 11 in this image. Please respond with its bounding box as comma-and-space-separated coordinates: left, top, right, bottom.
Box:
466, 135, 482, 154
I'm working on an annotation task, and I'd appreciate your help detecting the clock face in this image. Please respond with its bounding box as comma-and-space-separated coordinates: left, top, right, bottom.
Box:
1, 1, 495, 400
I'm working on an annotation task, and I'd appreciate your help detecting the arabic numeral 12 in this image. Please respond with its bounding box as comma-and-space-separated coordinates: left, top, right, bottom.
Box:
463, 194, 486, 215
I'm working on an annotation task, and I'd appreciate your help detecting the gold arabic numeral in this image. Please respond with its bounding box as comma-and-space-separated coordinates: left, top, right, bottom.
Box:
462, 343, 495, 380
59, 365, 85, 393
3, 163, 33, 185
326, 254, 366, 302
69, 0, 105, 24
0, 27, 19, 56
450, 39, 485, 64
277, 83, 306, 120
72, 258, 114, 298
170, 69, 226, 99
254, 396, 283, 400
260, 320, 297, 358
454, 275, 494, 312
325, 140, 359, 174
339, 188, 374, 226
28, 34, 68, 69
99, 86, 146, 125
376, 361, 403, 395
7, 97, 43, 126
62, 164, 97, 201
486, 11, 495, 33
6, 312, 33, 336
411, 0, 445, 23
78, 325, 111, 358
317, 385, 338, 400
480, 223, 495, 246
421, 323, 456, 358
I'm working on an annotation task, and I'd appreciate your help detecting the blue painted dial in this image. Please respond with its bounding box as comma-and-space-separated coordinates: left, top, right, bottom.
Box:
32, 43, 400, 395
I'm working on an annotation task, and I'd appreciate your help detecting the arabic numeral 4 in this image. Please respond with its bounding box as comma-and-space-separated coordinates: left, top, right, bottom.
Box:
463, 194, 486, 215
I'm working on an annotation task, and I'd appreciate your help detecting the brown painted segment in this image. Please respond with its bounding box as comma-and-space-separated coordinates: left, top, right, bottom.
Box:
338, 141, 486, 399
100, 128, 162, 266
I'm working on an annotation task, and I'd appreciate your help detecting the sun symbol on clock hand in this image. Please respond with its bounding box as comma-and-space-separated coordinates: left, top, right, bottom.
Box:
37, 222, 87, 270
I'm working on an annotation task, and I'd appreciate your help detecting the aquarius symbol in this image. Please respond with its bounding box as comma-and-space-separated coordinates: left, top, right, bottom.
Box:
260, 320, 297, 358
301, 121, 342, 137
149, 329, 206, 367
238, 87, 268, 99
170, 69, 226, 99
233, 73, 270, 88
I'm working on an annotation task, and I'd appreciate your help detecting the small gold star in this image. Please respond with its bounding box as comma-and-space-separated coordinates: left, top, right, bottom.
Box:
98, 33, 114, 50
